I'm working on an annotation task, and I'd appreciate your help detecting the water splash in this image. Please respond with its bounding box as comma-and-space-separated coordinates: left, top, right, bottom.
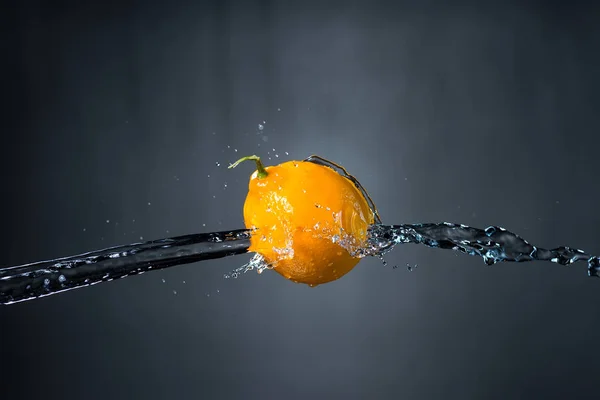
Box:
1, 222, 598, 305
223, 253, 271, 279
0, 229, 251, 304
361, 223, 600, 276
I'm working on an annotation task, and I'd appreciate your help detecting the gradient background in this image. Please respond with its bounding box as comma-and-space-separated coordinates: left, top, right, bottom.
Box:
2, 1, 600, 399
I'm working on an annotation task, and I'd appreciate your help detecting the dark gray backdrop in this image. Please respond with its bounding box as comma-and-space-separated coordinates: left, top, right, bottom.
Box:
2, 1, 600, 399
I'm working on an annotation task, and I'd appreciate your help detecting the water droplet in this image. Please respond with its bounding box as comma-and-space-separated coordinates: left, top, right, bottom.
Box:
106, 220, 110, 223
173, 290, 177, 295
258, 123, 264, 130
58, 275, 66, 283
82, 228, 86, 232
140, 236, 144, 240
215, 162, 221, 167
43, 278, 50, 286
285, 152, 289, 156
147, 202, 151, 206
406, 263, 419, 271
277, 108, 281, 111
161, 279, 166, 283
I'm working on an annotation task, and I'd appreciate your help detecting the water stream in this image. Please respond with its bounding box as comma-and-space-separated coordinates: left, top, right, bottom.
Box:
1, 222, 597, 305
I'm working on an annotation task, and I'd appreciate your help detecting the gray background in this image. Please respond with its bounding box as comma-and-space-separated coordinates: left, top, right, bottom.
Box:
2, 1, 600, 399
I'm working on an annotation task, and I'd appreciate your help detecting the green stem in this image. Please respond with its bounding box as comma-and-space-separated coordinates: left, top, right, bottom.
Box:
228, 155, 268, 178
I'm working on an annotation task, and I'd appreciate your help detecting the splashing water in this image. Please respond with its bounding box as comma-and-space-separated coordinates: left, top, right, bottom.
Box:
1, 152, 598, 304
223, 253, 271, 279
220, 222, 600, 283
0, 222, 598, 304
0, 230, 251, 304
361, 223, 600, 276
